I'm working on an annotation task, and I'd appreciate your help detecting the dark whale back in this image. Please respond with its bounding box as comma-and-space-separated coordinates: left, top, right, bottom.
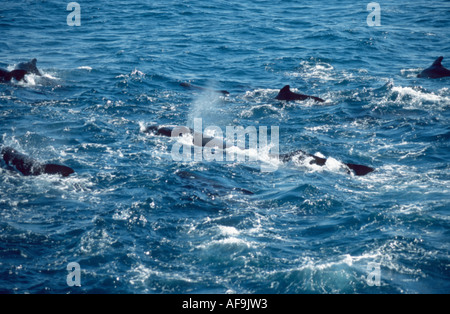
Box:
275, 85, 324, 102
418, 56, 450, 79
1, 147, 74, 177
0, 69, 27, 82
16, 58, 42, 76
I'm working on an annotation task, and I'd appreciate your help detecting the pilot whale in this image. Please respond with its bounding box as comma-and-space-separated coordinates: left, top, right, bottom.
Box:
275, 85, 324, 103
144, 125, 374, 176
15, 58, 42, 76
0, 69, 27, 83
1, 147, 74, 177
417, 56, 450, 79
279, 150, 374, 177
145, 125, 231, 149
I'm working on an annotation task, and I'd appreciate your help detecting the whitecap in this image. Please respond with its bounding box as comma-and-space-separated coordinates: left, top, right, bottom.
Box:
77, 66, 93, 71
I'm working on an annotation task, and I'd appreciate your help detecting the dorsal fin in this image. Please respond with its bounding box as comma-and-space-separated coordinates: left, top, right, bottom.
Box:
275, 85, 291, 99
432, 56, 444, 67
280, 85, 291, 93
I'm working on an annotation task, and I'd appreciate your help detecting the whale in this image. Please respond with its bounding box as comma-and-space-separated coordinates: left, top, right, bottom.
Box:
144, 125, 234, 149
15, 58, 42, 76
0, 69, 27, 83
417, 57, 450, 79
1, 147, 74, 177
180, 82, 230, 95
279, 150, 374, 177
275, 85, 324, 103
144, 125, 375, 176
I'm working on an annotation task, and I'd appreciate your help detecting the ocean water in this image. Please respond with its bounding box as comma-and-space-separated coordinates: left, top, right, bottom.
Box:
0, 0, 449, 294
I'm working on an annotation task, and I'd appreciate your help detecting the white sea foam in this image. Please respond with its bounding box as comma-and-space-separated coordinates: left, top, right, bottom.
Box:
218, 225, 240, 236
391, 85, 445, 103
288, 60, 335, 82
77, 66, 93, 71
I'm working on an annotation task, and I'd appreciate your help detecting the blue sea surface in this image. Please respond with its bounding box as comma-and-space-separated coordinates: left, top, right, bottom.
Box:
0, 0, 449, 294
